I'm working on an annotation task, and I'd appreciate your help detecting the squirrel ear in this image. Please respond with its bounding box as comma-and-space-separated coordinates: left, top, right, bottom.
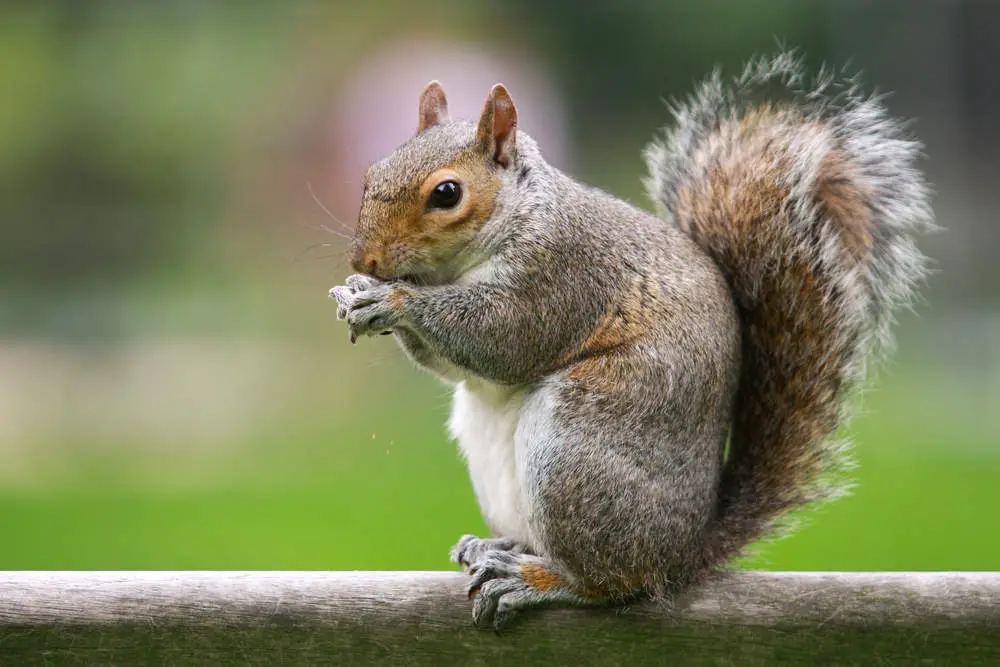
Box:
475, 84, 517, 168
417, 81, 449, 134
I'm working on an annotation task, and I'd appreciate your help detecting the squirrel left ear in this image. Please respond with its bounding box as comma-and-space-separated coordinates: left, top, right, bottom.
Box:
475, 84, 517, 168
418, 81, 449, 134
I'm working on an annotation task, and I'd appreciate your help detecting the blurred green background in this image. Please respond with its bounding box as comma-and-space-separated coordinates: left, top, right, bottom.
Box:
1, 1, 998, 572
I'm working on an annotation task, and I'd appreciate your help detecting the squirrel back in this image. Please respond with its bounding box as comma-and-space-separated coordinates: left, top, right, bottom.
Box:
644, 52, 935, 566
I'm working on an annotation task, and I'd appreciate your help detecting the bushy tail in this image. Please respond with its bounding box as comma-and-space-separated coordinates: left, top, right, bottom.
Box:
644, 52, 935, 566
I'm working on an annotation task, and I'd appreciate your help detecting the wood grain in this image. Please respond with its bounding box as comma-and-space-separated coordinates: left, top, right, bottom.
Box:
0, 571, 997, 665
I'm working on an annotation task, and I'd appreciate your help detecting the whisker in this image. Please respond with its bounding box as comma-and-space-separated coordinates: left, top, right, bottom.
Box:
316, 223, 352, 241
295, 241, 350, 263
307, 181, 354, 233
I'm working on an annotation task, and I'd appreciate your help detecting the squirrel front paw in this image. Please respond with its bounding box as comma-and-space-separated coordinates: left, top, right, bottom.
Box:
329, 274, 408, 343
450, 534, 531, 569
330, 274, 381, 320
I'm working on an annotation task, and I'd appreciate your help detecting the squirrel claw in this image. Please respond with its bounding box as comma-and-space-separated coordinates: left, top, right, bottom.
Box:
450, 534, 529, 570
460, 549, 595, 630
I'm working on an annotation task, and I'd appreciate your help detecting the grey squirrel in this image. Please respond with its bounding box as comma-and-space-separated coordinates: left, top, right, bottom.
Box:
330, 51, 934, 629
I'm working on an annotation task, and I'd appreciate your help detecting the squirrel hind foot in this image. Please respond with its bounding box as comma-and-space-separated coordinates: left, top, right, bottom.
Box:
464, 550, 601, 630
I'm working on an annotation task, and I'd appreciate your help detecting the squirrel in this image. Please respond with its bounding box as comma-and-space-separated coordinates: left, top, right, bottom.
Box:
330, 51, 934, 629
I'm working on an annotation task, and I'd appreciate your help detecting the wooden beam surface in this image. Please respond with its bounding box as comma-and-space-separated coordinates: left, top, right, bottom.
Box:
1, 571, 997, 665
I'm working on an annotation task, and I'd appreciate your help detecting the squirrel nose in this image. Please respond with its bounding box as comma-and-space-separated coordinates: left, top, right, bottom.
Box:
351, 252, 378, 276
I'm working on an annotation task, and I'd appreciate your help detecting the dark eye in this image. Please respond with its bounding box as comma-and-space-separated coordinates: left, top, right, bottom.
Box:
428, 181, 462, 209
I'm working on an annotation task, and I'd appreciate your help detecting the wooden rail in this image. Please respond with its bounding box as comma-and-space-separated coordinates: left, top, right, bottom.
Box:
1, 571, 997, 665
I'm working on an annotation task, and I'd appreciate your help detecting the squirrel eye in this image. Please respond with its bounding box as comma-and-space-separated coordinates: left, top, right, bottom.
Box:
428, 181, 462, 209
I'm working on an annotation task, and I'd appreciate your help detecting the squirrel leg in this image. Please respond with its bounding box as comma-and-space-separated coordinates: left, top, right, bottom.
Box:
449, 534, 533, 569
464, 550, 603, 631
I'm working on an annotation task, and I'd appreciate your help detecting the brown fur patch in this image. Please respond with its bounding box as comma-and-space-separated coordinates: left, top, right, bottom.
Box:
355, 150, 501, 278
562, 277, 657, 364
520, 563, 562, 592
416, 156, 500, 234
388, 285, 414, 310
815, 150, 872, 262
574, 293, 645, 359
560, 276, 656, 390
675, 154, 787, 255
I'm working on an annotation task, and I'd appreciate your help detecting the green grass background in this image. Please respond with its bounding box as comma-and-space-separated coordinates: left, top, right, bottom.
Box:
2, 367, 997, 572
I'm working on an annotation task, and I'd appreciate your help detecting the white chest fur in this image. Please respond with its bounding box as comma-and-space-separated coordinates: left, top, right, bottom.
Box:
448, 380, 533, 545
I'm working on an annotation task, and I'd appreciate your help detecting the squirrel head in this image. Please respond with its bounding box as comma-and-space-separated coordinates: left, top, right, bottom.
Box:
351, 81, 519, 282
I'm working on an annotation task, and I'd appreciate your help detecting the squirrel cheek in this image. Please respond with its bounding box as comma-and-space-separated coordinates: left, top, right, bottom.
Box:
383, 241, 414, 274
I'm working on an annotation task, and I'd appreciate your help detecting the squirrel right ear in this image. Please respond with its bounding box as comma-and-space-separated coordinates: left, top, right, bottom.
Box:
417, 81, 449, 134
475, 84, 517, 168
